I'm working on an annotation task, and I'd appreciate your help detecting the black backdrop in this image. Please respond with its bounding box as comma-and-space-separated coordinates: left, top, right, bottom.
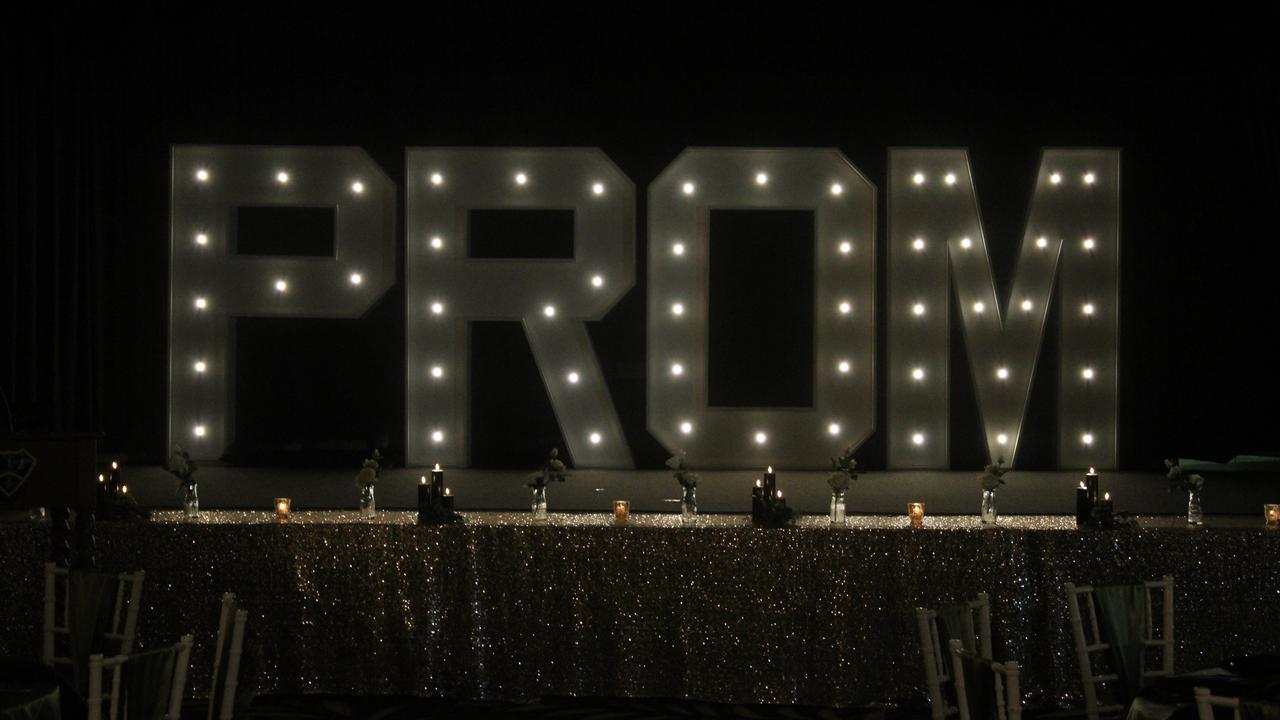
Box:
3, 10, 1278, 471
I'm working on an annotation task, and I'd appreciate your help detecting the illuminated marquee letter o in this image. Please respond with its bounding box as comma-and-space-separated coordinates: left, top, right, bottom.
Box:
648, 148, 877, 468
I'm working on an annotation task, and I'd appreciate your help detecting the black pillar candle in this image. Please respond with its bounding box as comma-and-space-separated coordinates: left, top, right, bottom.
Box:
417, 476, 431, 524
762, 466, 777, 498
1075, 483, 1092, 526
441, 491, 455, 513
1084, 467, 1100, 506
430, 464, 445, 501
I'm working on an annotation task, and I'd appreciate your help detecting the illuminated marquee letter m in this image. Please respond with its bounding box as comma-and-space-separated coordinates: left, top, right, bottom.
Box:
887, 148, 1120, 469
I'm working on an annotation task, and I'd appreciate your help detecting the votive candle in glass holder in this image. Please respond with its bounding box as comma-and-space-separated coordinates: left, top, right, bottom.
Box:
275, 497, 292, 524
613, 500, 630, 525
1265, 504, 1280, 529
908, 502, 925, 528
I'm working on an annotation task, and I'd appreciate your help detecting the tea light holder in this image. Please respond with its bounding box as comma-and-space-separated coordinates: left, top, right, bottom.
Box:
613, 500, 630, 525
274, 497, 292, 524
908, 502, 925, 528
1265, 504, 1280, 529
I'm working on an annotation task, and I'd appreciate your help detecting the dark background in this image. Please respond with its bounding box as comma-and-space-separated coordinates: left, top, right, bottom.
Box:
3, 9, 1278, 471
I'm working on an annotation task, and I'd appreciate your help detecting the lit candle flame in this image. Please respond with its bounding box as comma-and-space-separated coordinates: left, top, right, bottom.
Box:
120, 485, 128, 494
419, 475, 427, 485
1079, 481, 1087, 489
1088, 467, 1096, 474
444, 488, 452, 496
98, 474, 105, 483
433, 463, 441, 471
776, 490, 783, 499
1104, 492, 1111, 501
767, 466, 773, 473
111, 461, 119, 470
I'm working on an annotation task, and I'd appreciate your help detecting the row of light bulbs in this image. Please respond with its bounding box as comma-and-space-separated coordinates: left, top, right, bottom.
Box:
909, 170, 1097, 187
909, 235, 1099, 252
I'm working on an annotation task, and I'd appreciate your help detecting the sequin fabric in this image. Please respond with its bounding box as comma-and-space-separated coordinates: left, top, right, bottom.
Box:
1, 513, 1277, 708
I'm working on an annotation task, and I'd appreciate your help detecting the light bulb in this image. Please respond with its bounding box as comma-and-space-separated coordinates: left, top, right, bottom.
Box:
351, 181, 364, 194
567, 371, 580, 384
672, 242, 686, 256
1084, 172, 1096, 185
973, 301, 986, 314
195, 168, 209, 182
1021, 299, 1033, 311
514, 172, 528, 186
679, 421, 693, 434
588, 432, 602, 445
429, 172, 444, 186
431, 430, 444, 443
913, 237, 926, 251
838, 240, 852, 254
1050, 172, 1062, 185
274, 279, 288, 293
754, 431, 767, 445
944, 172, 957, 185
194, 297, 208, 310
430, 302, 444, 315
997, 433, 1008, 445
996, 367, 1009, 380
193, 360, 207, 373
193, 425, 206, 438
837, 360, 851, 374
430, 236, 444, 250
1081, 433, 1094, 446
543, 305, 556, 317
830, 183, 844, 196
960, 237, 972, 249
1036, 237, 1048, 249
591, 182, 605, 195
838, 301, 852, 315
1081, 367, 1095, 380
755, 172, 768, 186
1082, 303, 1095, 316
1083, 237, 1096, 250
671, 302, 684, 316
590, 275, 603, 288
276, 171, 289, 184
682, 181, 695, 195
670, 363, 684, 376
912, 172, 925, 185
430, 366, 444, 379
912, 303, 926, 316
912, 367, 925, 381
195, 233, 208, 246
912, 432, 925, 446
349, 273, 363, 285
828, 423, 841, 436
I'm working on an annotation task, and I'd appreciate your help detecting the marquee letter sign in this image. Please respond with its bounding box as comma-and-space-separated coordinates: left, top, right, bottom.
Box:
404, 149, 636, 468
169, 144, 1119, 469
169, 146, 397, 460
886, 148, 1120, 469
647, 149, 877, 468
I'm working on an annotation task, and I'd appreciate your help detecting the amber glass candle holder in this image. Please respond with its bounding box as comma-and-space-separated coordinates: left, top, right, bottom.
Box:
275, 497, 292, 524
907, 502, 925, 528
613, 500, 630, 525
1265, 504, 1280, 529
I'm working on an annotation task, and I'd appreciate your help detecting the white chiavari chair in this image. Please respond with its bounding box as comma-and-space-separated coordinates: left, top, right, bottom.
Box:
43, 562, 146, 704
1194, 687, 1242, 720
1064, 575, 1174, 720
950, 639, 1022, 720
208, 593, 248, 720
88, 635, 193, 720
917, 593, 993, 720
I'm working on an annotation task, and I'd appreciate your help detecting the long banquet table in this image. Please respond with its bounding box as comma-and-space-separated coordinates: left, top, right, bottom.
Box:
2, 512, 1278, 708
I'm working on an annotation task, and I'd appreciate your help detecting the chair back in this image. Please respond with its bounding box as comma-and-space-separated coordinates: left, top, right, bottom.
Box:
949, 639, 1021, 720
1064, 575, 1174, 720
43, 562, 145, 703
88, 634, 193, 720
208, 593, 249, 720
1194, 687, 1242, 720
917, 593, 993, 720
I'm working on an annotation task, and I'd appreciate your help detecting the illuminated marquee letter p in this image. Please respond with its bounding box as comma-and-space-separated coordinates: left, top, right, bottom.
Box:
405, 149, 636, 468
169, 146, 397, 460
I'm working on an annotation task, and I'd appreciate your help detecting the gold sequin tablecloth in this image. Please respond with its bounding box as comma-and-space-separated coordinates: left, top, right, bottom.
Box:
2, 513, 1279, 707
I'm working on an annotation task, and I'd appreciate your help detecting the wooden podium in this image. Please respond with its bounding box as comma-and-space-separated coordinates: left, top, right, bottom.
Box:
0, 434, 100, 517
